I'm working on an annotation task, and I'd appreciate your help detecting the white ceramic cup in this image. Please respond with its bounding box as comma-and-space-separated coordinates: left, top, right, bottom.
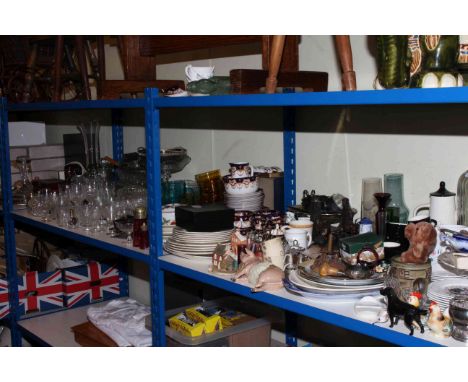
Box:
283, 227, 312, 249
288, 219, 313, 247
261, 237, 285, 269
185, 65, 215, 82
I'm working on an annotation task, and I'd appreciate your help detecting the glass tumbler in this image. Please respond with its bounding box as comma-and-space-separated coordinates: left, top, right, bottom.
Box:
361, 177, 382, 229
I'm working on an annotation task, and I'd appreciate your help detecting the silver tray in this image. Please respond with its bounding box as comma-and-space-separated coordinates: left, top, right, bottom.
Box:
283, 277, 380, 300
437, 252, 468, 276
287, 271, 382, 295
297, 263, 384, 287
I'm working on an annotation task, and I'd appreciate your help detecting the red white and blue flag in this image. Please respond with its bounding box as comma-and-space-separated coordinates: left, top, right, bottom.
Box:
0, 278, 11, 319
63, 262, 120, 308
17, 270, 63, 313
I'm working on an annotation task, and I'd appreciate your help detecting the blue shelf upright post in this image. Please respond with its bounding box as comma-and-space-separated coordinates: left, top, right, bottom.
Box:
0, 98, 21, 346
283, 92, 297, 346
111, 109, 129, 297
283, 107, 296, 210
144, 88, 165, 346
111, 109, 124, 162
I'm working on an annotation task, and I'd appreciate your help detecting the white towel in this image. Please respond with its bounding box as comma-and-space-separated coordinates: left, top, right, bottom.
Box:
87, 298, 152, 347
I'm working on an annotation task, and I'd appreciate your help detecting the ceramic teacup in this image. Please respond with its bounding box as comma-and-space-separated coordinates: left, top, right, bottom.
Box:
283, 227, 312, 249
229, 162, 252, 178
383, 241, 402, 260
185, 65, 215, 82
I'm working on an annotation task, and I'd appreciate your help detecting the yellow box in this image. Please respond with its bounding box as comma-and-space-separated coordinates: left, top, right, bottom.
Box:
168, 313, 205, 337
185, 306, 223, 334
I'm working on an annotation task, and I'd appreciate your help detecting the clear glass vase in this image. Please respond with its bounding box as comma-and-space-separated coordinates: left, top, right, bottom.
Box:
361, 177, 382, 229
384, 173, 410, 223
76, 120, 101, 174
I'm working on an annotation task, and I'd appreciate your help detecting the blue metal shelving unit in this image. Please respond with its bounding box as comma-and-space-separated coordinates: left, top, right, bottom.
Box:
3, 86, 468, 347
1, 97, 153, 345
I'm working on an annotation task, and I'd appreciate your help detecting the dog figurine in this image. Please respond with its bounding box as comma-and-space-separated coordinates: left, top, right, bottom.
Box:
380, 287, 427, 336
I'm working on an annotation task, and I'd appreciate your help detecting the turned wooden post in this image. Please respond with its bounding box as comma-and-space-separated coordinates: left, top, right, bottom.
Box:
265, 35, 286, 94
335, 35, 357, 91
53, 36, 64, 102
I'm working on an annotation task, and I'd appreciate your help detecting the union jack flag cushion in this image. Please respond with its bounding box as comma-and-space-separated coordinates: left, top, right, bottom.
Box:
17, 270, 64, 313
63, 261, 120, 308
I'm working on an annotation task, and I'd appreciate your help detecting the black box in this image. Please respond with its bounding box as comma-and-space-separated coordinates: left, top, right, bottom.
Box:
175, 204, 234, 232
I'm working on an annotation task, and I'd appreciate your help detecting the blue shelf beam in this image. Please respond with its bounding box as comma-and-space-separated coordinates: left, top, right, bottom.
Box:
153, 87, 468, 108
12, 214, 150, 265
159, 259, 442, 347
8, 98, 145, 112
145, 88, 166, 347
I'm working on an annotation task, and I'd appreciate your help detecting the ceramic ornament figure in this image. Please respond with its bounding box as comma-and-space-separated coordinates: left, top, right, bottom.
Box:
410, 35, 463, 88
400, 222, 437, 264
375, 35, 412, 89
427, 301, 453, 338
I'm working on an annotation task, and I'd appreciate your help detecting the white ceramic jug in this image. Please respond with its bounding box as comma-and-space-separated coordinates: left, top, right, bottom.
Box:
414, 181, 457, 225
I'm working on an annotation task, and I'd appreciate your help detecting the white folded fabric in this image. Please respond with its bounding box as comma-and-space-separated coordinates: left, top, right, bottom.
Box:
87, 298, 152, 347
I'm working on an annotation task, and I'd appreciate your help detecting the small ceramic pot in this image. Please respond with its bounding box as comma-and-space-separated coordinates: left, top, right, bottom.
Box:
223, 175, 258, 195
283, 227, 312, 249
234, 210, 253, 228
229, 162, 252, 178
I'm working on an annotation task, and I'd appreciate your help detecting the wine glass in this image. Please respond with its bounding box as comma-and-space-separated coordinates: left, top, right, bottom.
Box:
114, 204, 134, 245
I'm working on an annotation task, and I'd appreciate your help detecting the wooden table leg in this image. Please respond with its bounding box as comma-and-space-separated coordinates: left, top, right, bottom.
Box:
75, 36, 91, 100
335, 35, 357, 91
265, 35, 286, 94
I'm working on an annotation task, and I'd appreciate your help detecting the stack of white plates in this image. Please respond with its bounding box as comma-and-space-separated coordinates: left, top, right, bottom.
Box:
224, 189, 264, 212
162, 224, 175, 243
284, 269, 383, 300
427, 278, 468, 311
163, 226, 232, 260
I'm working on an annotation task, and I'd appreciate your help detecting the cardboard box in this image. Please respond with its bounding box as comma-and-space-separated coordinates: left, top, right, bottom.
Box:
17, 270, 64, 313
63, 261, 121, 309
258, 176, 284, 211
8, 122, 46, 147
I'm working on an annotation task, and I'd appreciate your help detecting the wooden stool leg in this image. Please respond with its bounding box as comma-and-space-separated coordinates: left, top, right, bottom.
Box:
335, 35, 357, 91
53, 36, 64, 102
265, 35, 286, 94
75, 36, 91, 100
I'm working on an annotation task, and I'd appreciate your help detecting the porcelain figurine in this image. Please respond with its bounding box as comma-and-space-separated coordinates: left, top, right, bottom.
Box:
232, 249, 284, 292
427, 301, 453, 338
407, 291, 423, 308
410, 35, 463, 88
380, 287, 427, 336
400, 222, 437, 264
